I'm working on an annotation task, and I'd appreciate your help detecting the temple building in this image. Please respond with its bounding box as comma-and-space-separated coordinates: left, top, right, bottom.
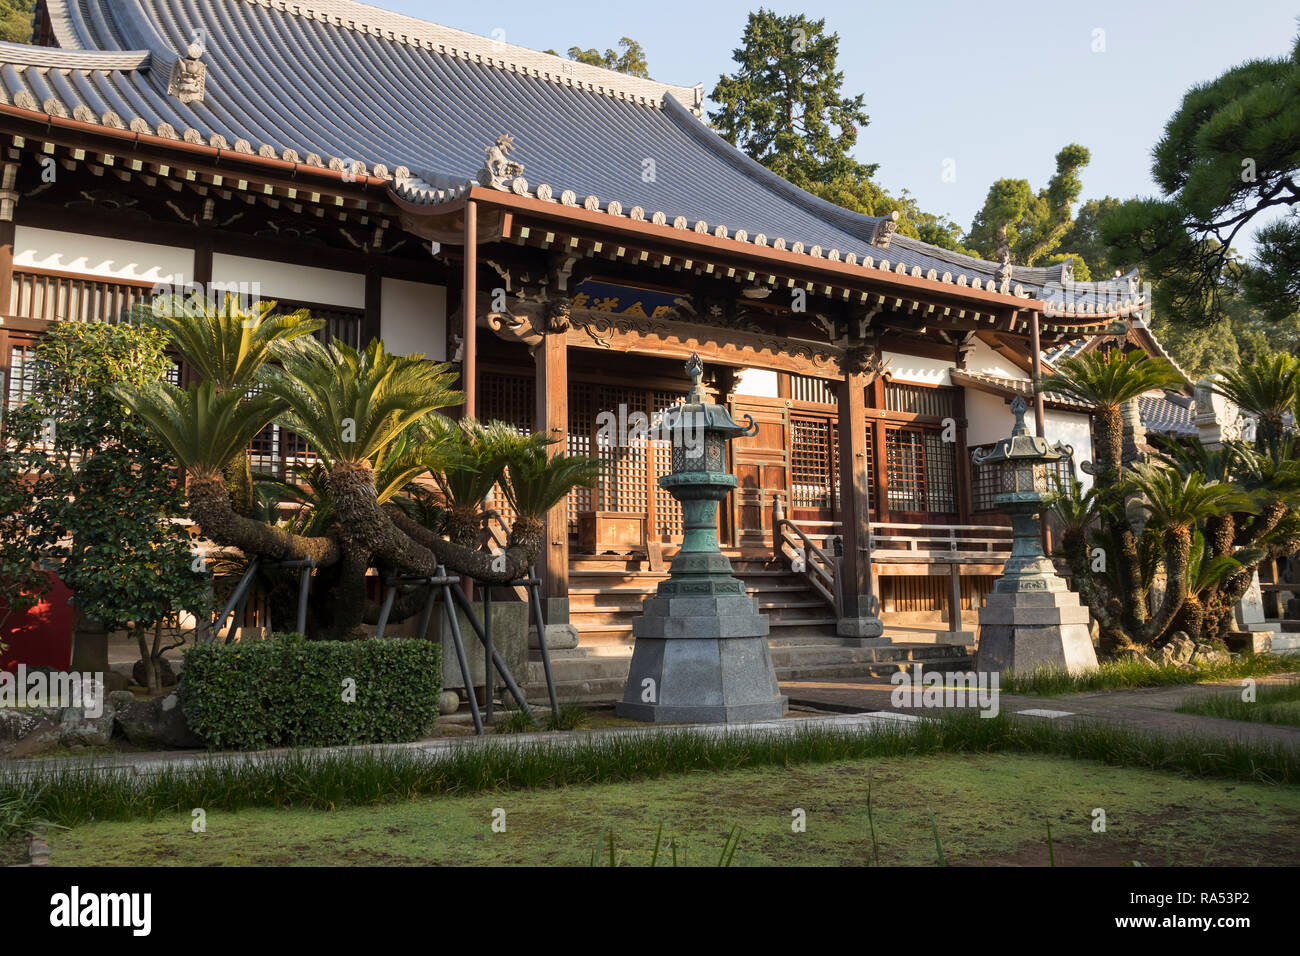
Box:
0, 0, 1181, 687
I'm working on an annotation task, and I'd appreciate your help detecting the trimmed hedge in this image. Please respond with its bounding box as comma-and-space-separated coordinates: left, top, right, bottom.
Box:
180, 635, 441, 750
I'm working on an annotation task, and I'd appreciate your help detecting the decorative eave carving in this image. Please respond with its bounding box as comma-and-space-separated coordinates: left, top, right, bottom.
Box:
167, 43, 207, 104
484, 297, 843, 375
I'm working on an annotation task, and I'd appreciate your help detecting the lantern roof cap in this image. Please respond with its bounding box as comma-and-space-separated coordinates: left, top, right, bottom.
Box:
975, 396, 1061, 465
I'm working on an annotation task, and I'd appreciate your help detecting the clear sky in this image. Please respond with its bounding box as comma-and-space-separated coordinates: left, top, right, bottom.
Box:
380, 0, 1296, 231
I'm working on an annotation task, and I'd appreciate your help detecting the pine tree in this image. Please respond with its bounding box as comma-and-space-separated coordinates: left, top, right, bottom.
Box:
1102, 30, 1300, 326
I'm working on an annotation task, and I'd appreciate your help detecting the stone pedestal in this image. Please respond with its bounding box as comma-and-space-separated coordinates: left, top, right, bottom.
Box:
977, 590, 1097, 675
617, 550, 786, 722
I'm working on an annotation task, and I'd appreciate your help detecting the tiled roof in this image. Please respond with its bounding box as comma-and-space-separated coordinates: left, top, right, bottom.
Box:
949, 369, 1093, 411
1140, 392, 1197, 437
10, 0, 1146, 316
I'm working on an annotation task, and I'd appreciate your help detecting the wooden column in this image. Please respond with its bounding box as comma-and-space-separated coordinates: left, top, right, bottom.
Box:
1029, 310, 1053, 554
462, 199, 477, 419
534, 325, 570, 622
363, 264, 382, 346
0, 161, 17, 308
193, 231, 214, 289
870, 376, 890, 523
837, 371, 880, 636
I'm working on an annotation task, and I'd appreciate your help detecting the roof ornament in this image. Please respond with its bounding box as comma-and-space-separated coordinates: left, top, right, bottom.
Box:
478, 133, 523, 191
996, 223, 1014, 293
167, 42, 207, 104
870, 210, 899, 249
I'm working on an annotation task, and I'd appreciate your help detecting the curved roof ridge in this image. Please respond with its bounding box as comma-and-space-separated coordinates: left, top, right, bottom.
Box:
889, 233, 1069, 283
661, 95, 893, 244
0, 39, 151, 70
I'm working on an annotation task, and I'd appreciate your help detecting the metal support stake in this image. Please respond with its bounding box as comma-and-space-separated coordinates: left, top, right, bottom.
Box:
448, 583, 533, 718
295, 557, 314, 636
525, 565, 560, 720
437, 569, 483, 735
482, 583, 494, 723
211, 557, 260, 644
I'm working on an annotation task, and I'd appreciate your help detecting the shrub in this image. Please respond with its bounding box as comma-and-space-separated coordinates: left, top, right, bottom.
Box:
180, 635, 441, 749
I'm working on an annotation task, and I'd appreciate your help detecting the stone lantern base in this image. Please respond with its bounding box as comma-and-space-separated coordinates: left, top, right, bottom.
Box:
616, 563, 786, 722
976, 589, 1098, 676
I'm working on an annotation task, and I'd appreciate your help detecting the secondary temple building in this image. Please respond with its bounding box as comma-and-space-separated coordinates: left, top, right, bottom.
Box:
0, 0, 1202, 671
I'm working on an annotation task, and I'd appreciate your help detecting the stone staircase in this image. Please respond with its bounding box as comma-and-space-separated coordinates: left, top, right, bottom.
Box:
520, 551, 974, 704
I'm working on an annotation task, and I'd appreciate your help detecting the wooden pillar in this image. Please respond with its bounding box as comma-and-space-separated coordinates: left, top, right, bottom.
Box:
837, 371, 881, 638
954, 386, 972, 522
363, 264, 382, 346
870, 375, 890, 523
193, 231, 214, 289
0, 161, 17, 308
534, 326, 570, 623
1029, 310, 1053, 554
462, 199, 477, 419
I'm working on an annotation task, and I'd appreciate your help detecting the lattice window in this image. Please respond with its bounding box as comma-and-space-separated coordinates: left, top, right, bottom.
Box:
478, 371, 534, 434
886, 428, 926, 511
970, 445, 999, 514
885, 382, 955, 419
791, 416, 834, 509
792, 374, 837, 405
4, 342, 39, 414
924, 433, 956, 513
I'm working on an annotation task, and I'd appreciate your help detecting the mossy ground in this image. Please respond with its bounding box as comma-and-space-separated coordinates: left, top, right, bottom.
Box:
47, 752, 1300, 866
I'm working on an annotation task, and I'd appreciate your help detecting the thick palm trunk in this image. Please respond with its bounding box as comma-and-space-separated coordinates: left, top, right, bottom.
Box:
1140, 526, 1191, 645
187, 471, 339, 566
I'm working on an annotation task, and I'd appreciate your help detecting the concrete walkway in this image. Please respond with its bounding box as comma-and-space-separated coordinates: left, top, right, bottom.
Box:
782, 672, 1300, 748
5, 673, 1298, 781
0, 711, 911, 780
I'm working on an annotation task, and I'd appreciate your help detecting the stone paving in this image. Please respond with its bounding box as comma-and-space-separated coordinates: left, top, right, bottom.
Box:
782, 672, 1300, 747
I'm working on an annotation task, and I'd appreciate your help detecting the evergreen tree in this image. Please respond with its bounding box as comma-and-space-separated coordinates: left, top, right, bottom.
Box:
546, 38, 650, 78
1102, 31, 1300, 326
965, 145, 1091, 265
710, 10, 875, 194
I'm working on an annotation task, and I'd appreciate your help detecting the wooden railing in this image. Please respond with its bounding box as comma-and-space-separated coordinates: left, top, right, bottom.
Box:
869, 523, 1013, 564
771, 499, 838, 610
768, 510, 1015, 630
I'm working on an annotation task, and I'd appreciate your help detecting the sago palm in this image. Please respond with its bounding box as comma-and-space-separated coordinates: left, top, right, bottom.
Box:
501, 437, 603, 555
1209, 352, 1300, 455
140, 293, 323, 390
261, 336, 462, 468
1042, 349, 1182, 477
112, 379, 283, 477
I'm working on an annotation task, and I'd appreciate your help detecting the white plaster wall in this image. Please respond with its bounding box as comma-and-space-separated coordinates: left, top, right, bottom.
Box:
883, 350, 952, 386
965, 389, 1013, 446
1044, 410, 1094, 492
13, 226, 192, 284
381, 278, 446, 360
965, 338, 1029, 380
734, 367, 779, 398
210, 253, 365, 308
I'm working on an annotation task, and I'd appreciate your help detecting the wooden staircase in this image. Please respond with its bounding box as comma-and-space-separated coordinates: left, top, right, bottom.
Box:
567, 549, 840, 648
520, 548, 975, 704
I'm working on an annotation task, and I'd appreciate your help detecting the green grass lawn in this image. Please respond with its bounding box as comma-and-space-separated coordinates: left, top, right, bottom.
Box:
1000, 655, 1297, 697
46, 752, 1300, 867
1176, 680, 1300, 727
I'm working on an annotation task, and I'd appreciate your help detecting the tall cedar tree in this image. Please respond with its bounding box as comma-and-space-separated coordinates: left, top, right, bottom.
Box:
710, 11, 877, 199
1102, 31, 1300, 326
